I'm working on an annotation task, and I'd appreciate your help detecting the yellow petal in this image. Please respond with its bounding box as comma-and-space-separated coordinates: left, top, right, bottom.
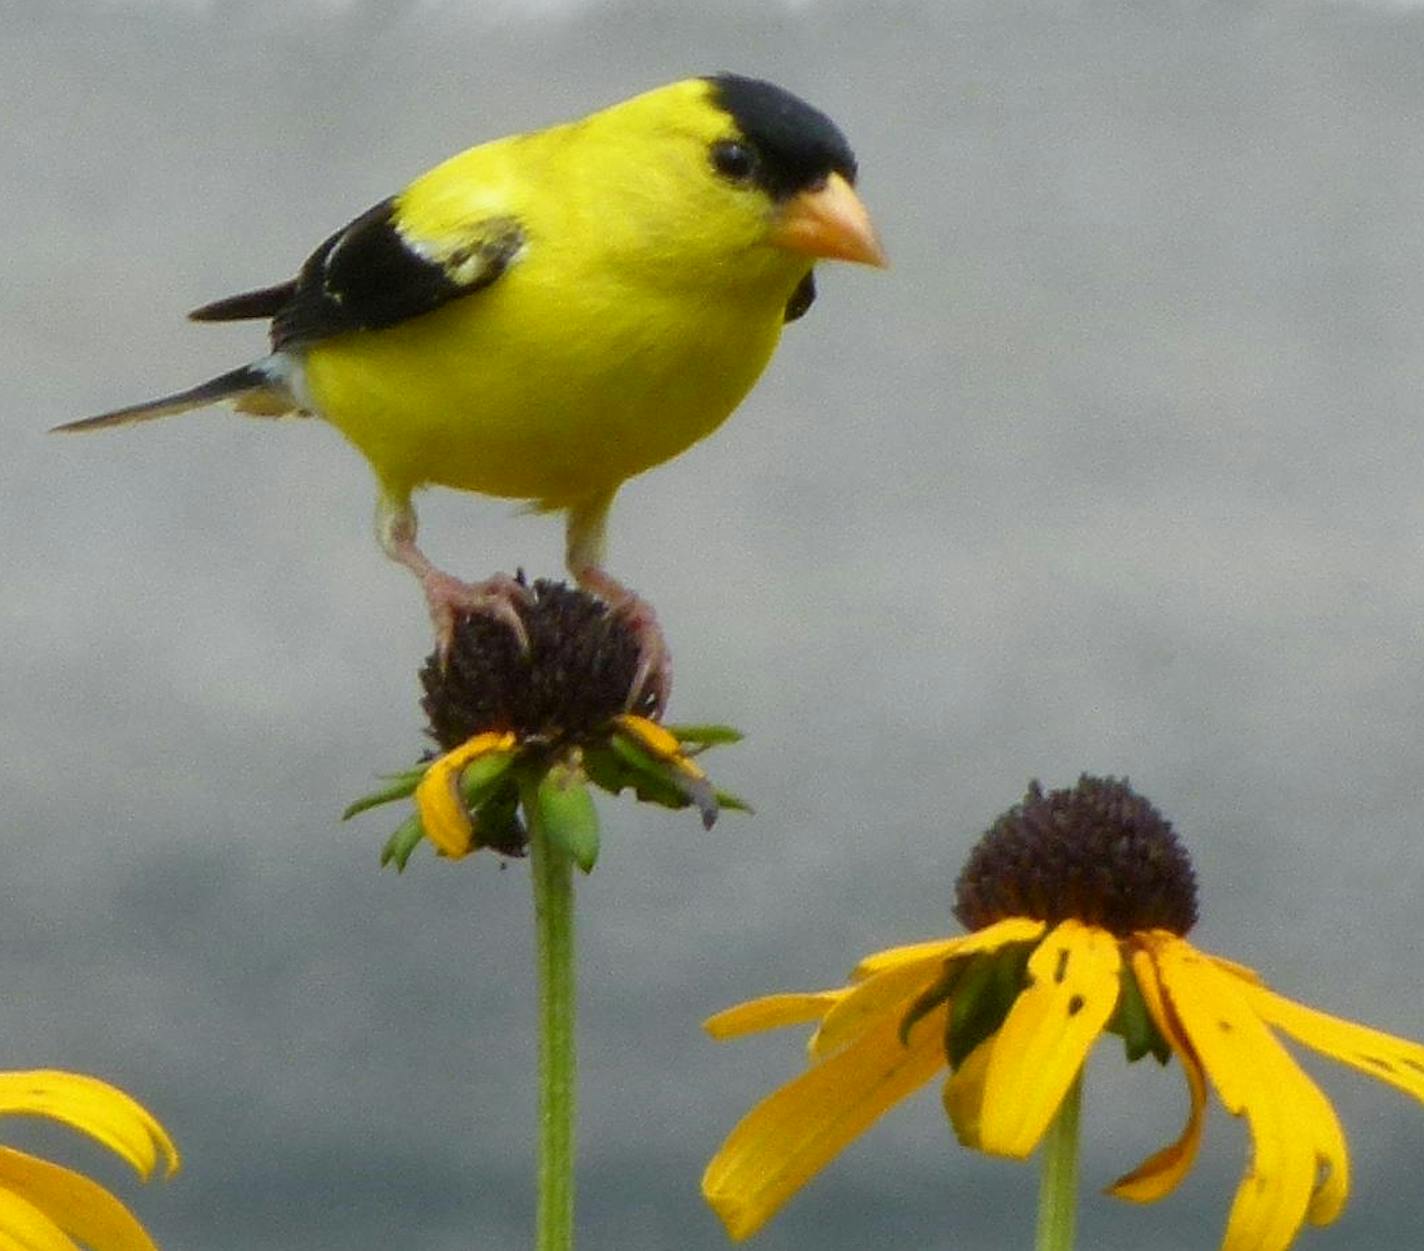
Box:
942, 1036, 994, 1149
1107, 944, 1207, 1202
1154, 939, 1347, 1251
705, 992, 846, 1040
810, 957, 952, 1061
412, 732, 516, 858
0, 1182, 80, 1251
0, 1149, 160, 1251
0, 1072, 177, 1180
1243, 980, 1424, 1106
977, 920, 1121, 1158
703, 1002, 948, 1241
1291, 1063, 1349, 1227
850, 917, 1045, 981
611, 715, 707, 780
848, 938, 968, 981
1207, 953, 1263, 985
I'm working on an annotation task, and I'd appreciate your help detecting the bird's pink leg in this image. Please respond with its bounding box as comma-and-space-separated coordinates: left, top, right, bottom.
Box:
377, 494, 529, 656
566, 490, 672, 714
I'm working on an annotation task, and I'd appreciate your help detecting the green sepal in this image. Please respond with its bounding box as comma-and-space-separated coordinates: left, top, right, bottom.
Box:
608, 733, 719, 828
585, 742, 695, 813
1108, 962, 1172, 1065
945, 943, 1034, 1070
460, 749, 516, 809
471, 780, 525, 857
342, 765, 428, 821
898, 960, 964, 1047
580, 744, 638, 799
663, 723, 744, 748
380, 813, 426, 872
713, 788, 754, 815
534, 765, 601, 873
607, 734, 688, 803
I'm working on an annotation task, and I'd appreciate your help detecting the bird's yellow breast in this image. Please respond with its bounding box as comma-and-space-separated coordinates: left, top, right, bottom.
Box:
300, 253, 788, 508
298, 89, 809, 508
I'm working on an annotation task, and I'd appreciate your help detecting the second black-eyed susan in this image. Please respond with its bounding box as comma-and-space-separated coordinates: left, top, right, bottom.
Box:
703, 776, 1424, 1249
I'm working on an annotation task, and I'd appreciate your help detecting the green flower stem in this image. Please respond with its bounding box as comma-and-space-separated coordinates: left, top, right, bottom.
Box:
1034, 1071, 1082, 1251
525, 773, 577, 1251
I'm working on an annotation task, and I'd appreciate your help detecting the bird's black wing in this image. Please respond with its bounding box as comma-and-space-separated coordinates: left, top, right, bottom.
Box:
189, 283, 297, 322
187, 198, 525, 351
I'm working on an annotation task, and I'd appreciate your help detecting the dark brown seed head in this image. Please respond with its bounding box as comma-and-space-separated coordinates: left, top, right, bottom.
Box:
421, 580, 654, 752
954, 776, 1198, 938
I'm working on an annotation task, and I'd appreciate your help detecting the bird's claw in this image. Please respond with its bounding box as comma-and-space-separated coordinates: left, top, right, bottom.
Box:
621, 602, 671, 716
423, 570, 533, 661
575, 568, 672, 716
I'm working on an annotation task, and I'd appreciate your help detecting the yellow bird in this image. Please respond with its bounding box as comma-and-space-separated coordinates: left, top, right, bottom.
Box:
56, 75, 885, 708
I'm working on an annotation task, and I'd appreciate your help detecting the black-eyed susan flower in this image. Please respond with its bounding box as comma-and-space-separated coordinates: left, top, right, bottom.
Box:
342, 580, 746, 872
703, 776, 1424, 1249
345, 579, 748, 1250
0, 1068, 178, 1251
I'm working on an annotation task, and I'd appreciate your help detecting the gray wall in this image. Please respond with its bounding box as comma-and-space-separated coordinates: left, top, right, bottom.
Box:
4, 2, 1423, 1246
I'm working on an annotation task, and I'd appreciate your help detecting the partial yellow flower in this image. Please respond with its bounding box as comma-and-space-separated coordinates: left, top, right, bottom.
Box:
703, 776, 1424, 1249
0, 1068, 178, 1251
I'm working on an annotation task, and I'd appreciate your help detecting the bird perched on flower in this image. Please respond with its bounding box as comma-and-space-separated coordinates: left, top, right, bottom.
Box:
55, 75, 885, 709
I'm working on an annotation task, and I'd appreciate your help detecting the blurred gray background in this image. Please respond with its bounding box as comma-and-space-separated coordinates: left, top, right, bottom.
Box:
5, 0, 1424, 1247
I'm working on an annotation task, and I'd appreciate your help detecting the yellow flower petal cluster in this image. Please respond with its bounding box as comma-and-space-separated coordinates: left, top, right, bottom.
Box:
704, 915, 1424, 1249
0, 1068, 178, 1251
408, 713, 719, 863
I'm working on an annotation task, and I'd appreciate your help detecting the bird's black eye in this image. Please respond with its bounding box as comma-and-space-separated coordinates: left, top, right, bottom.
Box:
711, 139, 758, 183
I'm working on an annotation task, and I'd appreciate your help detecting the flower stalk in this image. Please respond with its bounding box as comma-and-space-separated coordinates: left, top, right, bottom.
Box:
1034, 1071, 1081, 1251
527, 772, 577, 1251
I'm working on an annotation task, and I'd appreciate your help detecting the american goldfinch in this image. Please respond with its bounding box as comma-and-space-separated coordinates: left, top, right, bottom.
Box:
56, 74, 884, 708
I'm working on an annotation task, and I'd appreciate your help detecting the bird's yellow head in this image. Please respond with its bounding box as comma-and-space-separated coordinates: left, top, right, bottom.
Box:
562, 75, 884, 293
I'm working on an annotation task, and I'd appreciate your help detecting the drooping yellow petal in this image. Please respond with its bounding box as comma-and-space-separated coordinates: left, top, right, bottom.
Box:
1243, 981, 1424, 1106
977, 919, 1121, 1158
412, 732, 516, 858
0, 1072, 177, 1181
705, 992, 846, 1040
849, 917, 1045, 982
0, 1149, 160, 1251
810, 957, 952, 1061
942, 1036, 994, 1149
703, 1002, 949, 1241
611, 715, 707, 780
0, 1181, 80, 1251
1108, 943, 1208, 1202
1289, 1061, 1349, 1227
1154, 939, 1347, 1251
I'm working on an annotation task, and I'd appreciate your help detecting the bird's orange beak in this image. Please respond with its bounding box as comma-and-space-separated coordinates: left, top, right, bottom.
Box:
769, 172, 887, 267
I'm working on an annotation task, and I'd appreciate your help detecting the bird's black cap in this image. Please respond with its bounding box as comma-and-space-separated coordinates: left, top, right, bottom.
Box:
705, 74, 858, 200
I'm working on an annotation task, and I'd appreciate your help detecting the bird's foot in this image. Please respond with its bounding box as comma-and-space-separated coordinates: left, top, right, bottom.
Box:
423, 569, 532, 661
576, 568, 672, 716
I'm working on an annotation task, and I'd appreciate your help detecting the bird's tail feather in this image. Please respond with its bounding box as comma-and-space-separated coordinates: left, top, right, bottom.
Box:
52, 363, 297, 433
